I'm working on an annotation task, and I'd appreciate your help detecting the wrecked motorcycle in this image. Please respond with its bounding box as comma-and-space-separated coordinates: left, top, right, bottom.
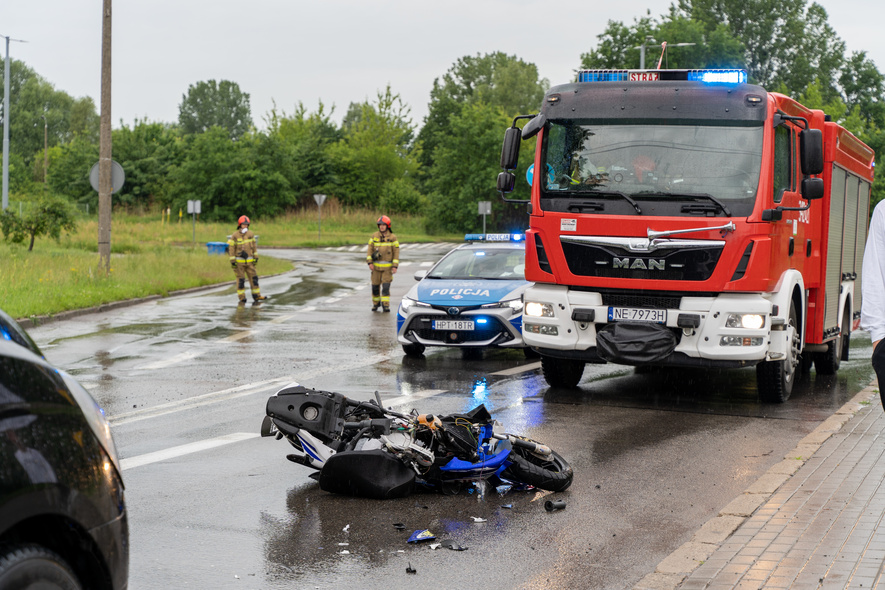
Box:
260, 383, 573, 499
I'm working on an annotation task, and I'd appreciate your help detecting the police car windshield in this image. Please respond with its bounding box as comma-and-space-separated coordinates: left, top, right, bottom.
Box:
428, 248, 525, 280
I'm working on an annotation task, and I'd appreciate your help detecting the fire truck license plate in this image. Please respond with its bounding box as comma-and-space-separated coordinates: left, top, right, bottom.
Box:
607, 307, 667, 323
433, 320, 475, 331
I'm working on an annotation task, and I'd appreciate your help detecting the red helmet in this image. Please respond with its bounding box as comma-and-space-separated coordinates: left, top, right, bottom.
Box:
238, 215, 250, 226
376, 215, 391, 228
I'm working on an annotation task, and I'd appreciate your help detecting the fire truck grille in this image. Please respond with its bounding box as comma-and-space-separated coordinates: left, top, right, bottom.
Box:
407, 315, 511, 344
561, 241, 723, 281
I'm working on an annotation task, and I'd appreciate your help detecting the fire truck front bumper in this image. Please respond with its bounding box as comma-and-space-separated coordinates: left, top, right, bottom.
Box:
522, 285, 774, 367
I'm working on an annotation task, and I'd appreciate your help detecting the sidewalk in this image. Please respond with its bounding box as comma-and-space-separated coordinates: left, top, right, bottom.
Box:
637, 383, 885, 590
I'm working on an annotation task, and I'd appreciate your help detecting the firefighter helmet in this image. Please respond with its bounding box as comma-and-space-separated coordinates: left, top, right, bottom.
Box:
238, 215, 251, 226
376, 215, 391, 228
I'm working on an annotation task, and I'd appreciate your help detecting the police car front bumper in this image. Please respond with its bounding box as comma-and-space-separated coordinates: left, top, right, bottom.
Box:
396, 306, 524, 348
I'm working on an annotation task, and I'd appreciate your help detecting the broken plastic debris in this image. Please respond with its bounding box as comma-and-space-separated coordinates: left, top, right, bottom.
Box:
393, 523, 406, 530
429, 543, 441, 550
407, 529, 436, 543
342, 524, 350, 533
339, 550, 350, 555
470, 517, 487, 523
440, 539, 468, 551
406, 563, 416, 574
338, 542, 349, 546
501, 504, 513, 509
496, 484, 512, 495
545, 500, 566, 512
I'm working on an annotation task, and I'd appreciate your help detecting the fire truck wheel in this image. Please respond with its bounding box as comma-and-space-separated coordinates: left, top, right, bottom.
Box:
814, 308, 849, 375
541, 355, 585, 388
756, 304, 800, 403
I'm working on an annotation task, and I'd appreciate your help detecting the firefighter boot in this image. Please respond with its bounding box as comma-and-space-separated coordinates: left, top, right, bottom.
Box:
371, 284, 381, 311
381, 282, 391, 312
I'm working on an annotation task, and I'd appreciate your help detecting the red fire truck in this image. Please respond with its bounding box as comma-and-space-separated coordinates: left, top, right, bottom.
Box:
497, 69, 876, 402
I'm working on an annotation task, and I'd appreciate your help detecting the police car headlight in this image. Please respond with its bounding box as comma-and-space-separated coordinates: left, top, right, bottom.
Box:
400, 298, 430, 312
480, 299, 524, 315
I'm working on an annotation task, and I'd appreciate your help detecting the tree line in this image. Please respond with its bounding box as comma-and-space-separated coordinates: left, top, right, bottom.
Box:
1, 0, 883, 237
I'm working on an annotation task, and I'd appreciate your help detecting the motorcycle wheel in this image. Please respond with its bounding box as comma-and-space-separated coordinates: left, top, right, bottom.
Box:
501, 439, 573, 492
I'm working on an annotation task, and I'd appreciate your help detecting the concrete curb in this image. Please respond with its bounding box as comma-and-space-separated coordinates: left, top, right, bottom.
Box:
633, 383, 880, 590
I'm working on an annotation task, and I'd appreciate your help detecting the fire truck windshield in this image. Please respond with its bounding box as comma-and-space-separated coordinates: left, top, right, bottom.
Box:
541, 120, 763, 217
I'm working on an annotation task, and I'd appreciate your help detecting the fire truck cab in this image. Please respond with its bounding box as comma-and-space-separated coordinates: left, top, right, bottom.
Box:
498, 69, 875, 402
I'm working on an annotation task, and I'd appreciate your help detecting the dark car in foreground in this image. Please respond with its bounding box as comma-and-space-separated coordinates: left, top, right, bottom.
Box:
0, 309, 128, 589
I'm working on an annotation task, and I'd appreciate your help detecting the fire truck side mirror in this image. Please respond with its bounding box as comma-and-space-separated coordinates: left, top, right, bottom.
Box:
497, 171, 516, 194
501, 127, 522, 170
521, 113, 546, 140
801, 177, 824, 200
799, 128, 824, 176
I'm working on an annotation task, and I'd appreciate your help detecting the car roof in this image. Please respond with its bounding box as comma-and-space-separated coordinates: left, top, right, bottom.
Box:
452, 241, 526, 252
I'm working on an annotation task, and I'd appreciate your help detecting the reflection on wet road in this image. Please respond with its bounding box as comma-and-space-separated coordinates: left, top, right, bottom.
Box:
25, 245, 878, 590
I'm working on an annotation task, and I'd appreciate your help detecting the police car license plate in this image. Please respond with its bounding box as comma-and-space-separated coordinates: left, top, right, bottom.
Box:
433, 320, 475, 331
607, 307, 667, 323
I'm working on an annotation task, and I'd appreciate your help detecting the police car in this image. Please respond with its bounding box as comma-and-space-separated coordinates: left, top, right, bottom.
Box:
396, 234, 531, 357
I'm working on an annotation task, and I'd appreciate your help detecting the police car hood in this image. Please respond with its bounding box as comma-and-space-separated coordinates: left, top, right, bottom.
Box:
410, 279, 527, 307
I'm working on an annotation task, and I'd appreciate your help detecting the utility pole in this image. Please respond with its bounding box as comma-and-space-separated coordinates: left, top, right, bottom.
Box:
1, 35, 25, 210
41, 113, 48, 188
98, 0, 112, 274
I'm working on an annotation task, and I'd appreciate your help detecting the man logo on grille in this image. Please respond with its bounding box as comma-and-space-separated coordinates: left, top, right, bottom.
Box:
613, 257, 665, 270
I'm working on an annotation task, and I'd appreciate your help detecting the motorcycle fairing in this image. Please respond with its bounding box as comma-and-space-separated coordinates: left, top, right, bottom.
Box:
318, 449, 416, 499
439, 447, 511, 472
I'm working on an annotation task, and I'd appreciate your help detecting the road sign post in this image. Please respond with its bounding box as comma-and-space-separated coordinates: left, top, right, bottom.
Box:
478, 201, 492, 236
187, 200, 201, 243
313, 194, 326, 240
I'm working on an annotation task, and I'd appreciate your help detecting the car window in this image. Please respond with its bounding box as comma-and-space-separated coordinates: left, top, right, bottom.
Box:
429, 248, 526, 279
0, 310, 43, 357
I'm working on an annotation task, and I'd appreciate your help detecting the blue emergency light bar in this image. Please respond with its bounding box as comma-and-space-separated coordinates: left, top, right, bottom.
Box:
464, 233, 525, 242
577, 69, 748, 84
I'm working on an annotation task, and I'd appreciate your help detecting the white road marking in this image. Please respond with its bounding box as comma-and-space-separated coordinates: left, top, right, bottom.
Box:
325, 297, 341, 304
355, 285, 367, 290
136, 350, 200, 370
121, 432, 259, 470
491, 361, 541, 376
420, 261, 433, 267
382, 389, 448, 408
224, 330, 254, 342
110, 353, 392, 426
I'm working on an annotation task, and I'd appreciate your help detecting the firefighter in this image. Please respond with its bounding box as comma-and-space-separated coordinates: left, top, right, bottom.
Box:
228, 215, 268, 304
366, 215, 399, 312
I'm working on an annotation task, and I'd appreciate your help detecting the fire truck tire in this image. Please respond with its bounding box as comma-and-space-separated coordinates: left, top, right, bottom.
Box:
541, 355, 585, 388
814, 308, 849, 375
756, 304, 800, 403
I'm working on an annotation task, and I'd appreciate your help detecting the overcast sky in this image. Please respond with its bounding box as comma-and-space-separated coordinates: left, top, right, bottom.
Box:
3, 0, 883, 131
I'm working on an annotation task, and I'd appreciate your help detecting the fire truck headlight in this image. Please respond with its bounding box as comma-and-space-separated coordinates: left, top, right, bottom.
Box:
726, 313, 765, 330
525, 302, 554, 318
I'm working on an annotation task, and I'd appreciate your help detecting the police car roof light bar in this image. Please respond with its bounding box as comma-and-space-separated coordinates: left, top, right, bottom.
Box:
464, 233, 525, 242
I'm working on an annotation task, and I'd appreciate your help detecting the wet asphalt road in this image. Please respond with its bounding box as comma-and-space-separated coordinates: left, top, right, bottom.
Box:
27, 244, 877, 590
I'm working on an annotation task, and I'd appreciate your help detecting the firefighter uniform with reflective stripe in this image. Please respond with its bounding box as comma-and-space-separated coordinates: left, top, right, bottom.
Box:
367, 229, 399, 311
228, 226, 264, 302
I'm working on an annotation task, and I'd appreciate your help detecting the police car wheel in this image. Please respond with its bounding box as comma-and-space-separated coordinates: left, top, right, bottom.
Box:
402, 343, 425, 357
